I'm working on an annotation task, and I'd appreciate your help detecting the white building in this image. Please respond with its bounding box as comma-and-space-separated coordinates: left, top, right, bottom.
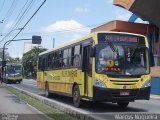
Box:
23, 42, 38, 54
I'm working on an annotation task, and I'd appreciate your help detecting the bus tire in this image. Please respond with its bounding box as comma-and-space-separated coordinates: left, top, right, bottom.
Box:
6, 79, 9, 84
18, 81, 21, 84
72, 85, 82, 108
117, 102, 129, 108
45, 82, 51, 98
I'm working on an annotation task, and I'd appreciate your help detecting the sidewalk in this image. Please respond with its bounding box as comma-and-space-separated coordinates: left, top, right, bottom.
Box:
0, 84, 51, 120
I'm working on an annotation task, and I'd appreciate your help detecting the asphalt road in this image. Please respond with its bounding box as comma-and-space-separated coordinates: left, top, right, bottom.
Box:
10, 79, 160, 120
0, 84, 51, 120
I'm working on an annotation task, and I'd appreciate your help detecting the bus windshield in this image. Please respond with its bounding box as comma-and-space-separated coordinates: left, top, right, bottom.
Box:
7, 65, 22, 74
95, 44, 149, 75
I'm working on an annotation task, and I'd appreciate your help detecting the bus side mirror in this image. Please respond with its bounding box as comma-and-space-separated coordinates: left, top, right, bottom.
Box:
150, 52, 155, 67
90, 46, 95, 57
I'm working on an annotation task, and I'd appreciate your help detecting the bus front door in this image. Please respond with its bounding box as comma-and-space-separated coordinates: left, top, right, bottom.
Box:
42, 58, 46, 89
82, 44, 92, 97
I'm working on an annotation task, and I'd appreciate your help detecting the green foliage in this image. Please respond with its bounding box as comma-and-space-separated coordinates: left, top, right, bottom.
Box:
22, 47, 47, 78
0, 49, 10, 61
0, 49, 21, 64
7, 57, 21, 64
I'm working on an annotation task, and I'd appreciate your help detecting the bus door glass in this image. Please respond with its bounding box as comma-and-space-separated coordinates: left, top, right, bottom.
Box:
42, 58, 46, 80
38, 57, 46, 89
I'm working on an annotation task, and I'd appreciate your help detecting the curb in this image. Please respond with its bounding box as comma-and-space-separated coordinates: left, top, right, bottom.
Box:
8, 85, 101, 120
150, 95, 160, 100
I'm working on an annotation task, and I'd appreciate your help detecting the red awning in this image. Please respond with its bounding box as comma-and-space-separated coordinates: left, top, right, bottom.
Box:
91, 20, 155, 35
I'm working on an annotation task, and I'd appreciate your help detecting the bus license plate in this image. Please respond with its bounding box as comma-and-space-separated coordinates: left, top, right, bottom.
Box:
120, 92, 130, 96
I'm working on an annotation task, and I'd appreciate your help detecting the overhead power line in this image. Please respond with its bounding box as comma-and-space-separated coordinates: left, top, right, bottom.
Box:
1, 0, 36, 42
8, 0, 30, 30
0, 0, 19, 35
35, 22, 106, 34
11, 0, 36, 30
0, 0, 46, 44
0, 0, 6, 14
5, 0, 47, 46
1, 21, 107, 38
2, 0, 18, 21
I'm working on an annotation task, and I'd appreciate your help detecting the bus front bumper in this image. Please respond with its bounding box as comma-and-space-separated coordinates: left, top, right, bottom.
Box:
92, 86, 150, 102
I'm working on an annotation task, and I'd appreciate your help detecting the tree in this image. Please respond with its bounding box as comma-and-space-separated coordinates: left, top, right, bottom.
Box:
22, 47, 47, 78
0, 49, 22, 64
0, 49, 10, 61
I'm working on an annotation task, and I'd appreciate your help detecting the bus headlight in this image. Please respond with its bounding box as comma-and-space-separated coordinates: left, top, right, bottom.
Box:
6, 74, 8, 78
142, 80, 151, 88
94, 78, 107, 88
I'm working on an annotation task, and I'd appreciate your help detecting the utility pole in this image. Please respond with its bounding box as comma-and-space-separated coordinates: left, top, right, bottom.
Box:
53, 38, 55, 48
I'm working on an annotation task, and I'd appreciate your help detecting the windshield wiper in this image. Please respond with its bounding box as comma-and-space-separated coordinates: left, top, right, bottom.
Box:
106, 41, 119, 58
129, 46, 146, 58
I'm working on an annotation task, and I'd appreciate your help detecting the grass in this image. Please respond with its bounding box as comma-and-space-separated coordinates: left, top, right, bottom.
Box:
6, 86, 79, 120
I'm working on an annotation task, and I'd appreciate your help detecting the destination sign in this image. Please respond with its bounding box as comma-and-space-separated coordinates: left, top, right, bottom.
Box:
98, 33, 145, 45
105, 35, 138, 43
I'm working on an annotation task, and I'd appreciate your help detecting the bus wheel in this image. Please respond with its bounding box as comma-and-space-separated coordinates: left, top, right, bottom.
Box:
45, 82, 51, 98
72, 85, 82, 108
6, 80, 9, 84
18, 81, 21, 84
117, 102, 129, 108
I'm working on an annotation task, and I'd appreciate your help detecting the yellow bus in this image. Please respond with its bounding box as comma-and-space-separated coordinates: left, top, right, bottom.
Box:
37, 31, 152, 108
3, 64, 23, 84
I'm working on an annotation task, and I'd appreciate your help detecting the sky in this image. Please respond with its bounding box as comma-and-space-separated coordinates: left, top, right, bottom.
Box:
0, 0, 147, 58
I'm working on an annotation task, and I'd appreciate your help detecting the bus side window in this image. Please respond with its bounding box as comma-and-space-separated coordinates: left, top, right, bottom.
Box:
42, 58, 46, 71
38, 57, 42, 70
54, 52, 58, 68
47, 54, 53, 69
68, 48, 72, 66
54, 51, 63, 68
73, 45, 81, 67
52, 53, 55, 69
59, 50, 63, 68
63, 49, 69, 67
71, 47, 74, 66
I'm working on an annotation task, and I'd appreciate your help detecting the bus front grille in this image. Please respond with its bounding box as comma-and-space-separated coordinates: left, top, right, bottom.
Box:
110, 79, 139, 85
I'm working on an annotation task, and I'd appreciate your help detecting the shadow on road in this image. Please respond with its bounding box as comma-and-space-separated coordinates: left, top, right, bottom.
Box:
39, 93, 148, 113
10, 83, 150, 114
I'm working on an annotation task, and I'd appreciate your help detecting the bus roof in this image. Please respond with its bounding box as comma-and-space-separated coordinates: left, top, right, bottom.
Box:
39, 31, 146, 56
